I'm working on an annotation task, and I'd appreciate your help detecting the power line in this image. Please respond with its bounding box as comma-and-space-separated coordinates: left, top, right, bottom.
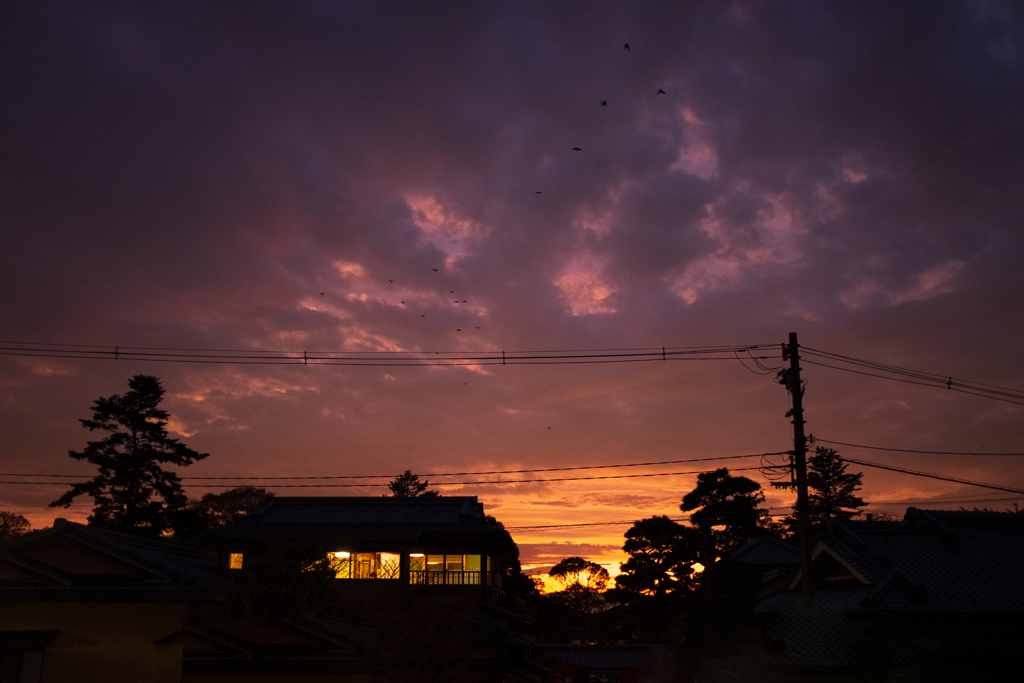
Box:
0, 341, 779, 367
0, 451, 786, 481
1, 466, 768, 489
507, 495, 1024, 531
838, 456, 1024, 495
814, 438, 1024, 457
800, 347, 1024, 406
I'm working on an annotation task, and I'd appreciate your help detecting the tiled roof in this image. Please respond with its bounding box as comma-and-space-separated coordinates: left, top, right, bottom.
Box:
0, 519, 232, 601
538, 644, 670, 670
757, 508, 1024, 670
197, 496, 505, 545
825, 508, 1024, 613
731, 535, 800, 565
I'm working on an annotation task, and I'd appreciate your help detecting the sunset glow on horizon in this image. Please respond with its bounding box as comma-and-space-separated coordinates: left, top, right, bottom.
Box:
3, 2, 1024, 582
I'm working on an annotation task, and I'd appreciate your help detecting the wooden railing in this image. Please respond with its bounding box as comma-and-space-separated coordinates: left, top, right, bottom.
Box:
409, 570, 493, 586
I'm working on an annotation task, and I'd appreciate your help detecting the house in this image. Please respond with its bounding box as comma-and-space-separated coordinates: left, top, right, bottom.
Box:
730, 535, 800, 597
0, 518, 230, 683
0, 497, 536, 682
195, 495, 544, 681
755, 508, 1024, 682
195, 496, 514, 614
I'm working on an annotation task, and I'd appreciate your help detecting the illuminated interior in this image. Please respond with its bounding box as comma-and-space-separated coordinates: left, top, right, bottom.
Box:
410, 553, 485, 585
326, 551, 487, 583
228, 553, 243, 569
328, 551, 401, 579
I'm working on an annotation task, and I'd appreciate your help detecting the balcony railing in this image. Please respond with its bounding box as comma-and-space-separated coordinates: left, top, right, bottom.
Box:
409, 570, 492, 586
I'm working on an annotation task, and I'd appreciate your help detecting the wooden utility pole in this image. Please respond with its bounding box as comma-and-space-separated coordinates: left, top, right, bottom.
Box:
783, 332, 813, 601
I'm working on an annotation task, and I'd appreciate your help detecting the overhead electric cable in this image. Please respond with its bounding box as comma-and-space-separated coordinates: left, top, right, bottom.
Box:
0, 341, 779, 367
0, 450, 786, 481
815, 438, 1024, 456
838, 456, 1024, 495
800, 347, 1024, 405
0, 465, 767, 489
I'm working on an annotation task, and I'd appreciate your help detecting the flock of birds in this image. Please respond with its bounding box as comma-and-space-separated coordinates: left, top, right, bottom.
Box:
539, 42, 667, 178
317, 41, 666, 336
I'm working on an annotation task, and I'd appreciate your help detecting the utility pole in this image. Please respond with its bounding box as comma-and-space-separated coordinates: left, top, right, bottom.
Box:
782, 332, 813, 601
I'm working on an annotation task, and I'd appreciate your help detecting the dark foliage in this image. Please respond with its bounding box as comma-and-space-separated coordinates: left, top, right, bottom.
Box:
388, 469, 438, 497
226, 544, 345, 619
49, 375, 208, 537
0, 511, 31, 541
549, 556, 610, 615
785, 447, 866, 533
486, 514, 541, 600
192, 485, 274, 526
615, 515, 702, 597
172, 486, 276, 540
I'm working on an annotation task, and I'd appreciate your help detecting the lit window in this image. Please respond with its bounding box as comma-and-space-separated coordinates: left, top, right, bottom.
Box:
410, 553, 487, 585
329, 551, 351, 578
330, 551, 401, 579
229, 553, 243, 570
410, 554, 425, 571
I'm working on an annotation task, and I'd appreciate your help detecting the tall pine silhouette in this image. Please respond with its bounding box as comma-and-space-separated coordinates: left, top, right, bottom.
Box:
785, 446, 866, 533
50, 375, 208, 537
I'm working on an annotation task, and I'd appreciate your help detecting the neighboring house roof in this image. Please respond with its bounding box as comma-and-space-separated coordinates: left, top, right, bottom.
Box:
757, 508, 1024, 672
538, 644, 673, 674
731, 535, 800, 566
0, 518, 232, 602
197, 496, 508, 546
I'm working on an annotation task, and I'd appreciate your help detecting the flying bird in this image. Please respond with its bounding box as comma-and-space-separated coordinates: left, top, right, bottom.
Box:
475, 326, 480, 329
401, 301, 405, 304
450, 290, 455, 293
601, 100, 607, 107
433, 268, 438, 272
462, 300, 466, 303
657, 88, 666, 95
572, 147, 582, 152
420, 314, 425, 318
623, 43, 629, 51
456, 328, 461, 332
535, 191, 542, 194
319, 292, 325, 296
388, 279, 393, 283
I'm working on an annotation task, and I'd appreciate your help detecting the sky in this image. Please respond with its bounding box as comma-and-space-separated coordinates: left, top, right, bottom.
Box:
3, 0, 1024, 581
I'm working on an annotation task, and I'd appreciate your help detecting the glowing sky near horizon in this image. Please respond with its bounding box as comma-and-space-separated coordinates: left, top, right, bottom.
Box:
3, 1, 1024, 580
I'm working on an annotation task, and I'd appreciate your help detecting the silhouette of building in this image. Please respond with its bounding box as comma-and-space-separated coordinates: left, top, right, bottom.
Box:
0, 496, 536, 682
196, 496, 511, 611
755, 508, 1024, 682
0, 518, 231, 682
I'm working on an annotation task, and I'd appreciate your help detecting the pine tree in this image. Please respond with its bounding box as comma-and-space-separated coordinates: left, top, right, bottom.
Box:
785, 447, 865, 532
615, 515, 702, 596
680, 468, 769, 593
50, 375, 209, 537
388, 470, 438, 497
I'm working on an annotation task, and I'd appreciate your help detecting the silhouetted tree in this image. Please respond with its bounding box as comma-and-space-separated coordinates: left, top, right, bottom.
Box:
171, 486, 276, 539
549, 556, 610, 614
615, 515, 701, 596
190, 486, 274, 526
0, 511, 31, 541
785, 447, 866, 533
388, 469, 438, 497
50, 375, 209, 537
681, 468, 770, 593
486, 514, 540, 600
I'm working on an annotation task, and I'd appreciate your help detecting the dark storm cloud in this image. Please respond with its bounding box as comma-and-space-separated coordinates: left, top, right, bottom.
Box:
3, 1, 1024, 560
